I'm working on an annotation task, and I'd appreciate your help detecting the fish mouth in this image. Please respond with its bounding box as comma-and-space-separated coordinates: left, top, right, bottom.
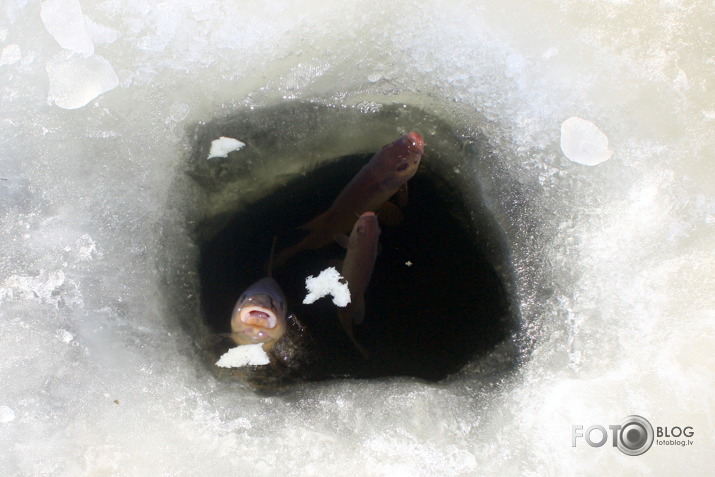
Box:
404, 131, 424, 155
239, 306, 278, 329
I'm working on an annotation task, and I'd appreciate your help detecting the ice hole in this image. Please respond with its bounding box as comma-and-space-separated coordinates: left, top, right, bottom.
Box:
187, 102, 517, 388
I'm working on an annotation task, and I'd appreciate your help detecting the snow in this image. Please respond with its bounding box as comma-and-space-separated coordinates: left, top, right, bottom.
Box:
207, 137, 246, 159
303, 267, 351, 307
216, 344, 270, 367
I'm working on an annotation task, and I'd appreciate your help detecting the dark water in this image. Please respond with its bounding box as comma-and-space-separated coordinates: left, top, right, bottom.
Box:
198, 152, 511, 384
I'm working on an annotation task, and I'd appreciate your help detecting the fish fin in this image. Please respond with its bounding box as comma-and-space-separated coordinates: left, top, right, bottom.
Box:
334, 233, 349, 249
395, 182, 409, 207
376, 201, 403, 227
287, 313, 307, 333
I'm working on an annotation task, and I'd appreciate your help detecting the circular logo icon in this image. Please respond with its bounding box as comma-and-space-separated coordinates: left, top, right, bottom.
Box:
617, 415, 654, 456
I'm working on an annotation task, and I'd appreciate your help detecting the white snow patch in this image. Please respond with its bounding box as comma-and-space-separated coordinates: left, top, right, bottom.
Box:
208, 137, 246, 159
303, 267, 351, 307
560, 116, 613, 166
216, 344, 270, 367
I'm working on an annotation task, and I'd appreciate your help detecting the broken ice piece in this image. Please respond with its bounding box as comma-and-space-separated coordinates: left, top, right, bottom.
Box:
41, 0, 94, 56
303, 267, 351, 307
208, 137, 246, 159
0, 406, 15, 423
46, 52, 119, 110
215, 343, 270, 368
560, 116, 613, 166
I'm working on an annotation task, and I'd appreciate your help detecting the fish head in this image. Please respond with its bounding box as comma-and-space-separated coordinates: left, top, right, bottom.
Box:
377, 131, 424, 188
230, 277, 288, 350
349, 211, 381, 248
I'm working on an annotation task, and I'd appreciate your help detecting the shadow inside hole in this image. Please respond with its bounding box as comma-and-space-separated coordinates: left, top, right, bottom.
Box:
199, 153, 511, 385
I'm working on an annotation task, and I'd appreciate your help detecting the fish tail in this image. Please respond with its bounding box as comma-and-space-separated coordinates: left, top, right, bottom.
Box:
338, 305, 370, 359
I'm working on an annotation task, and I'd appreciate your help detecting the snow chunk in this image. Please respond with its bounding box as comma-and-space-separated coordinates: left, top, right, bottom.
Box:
216, 344, 270, 368
46, 52, 119, 109
0, 406, 15, 423
40, 0, 94, 56
560, 116, 613, 166
303, 267, 351, 307
208, 137, 246, 159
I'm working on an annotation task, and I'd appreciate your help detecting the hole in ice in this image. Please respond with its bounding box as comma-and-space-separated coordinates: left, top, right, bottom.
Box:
189, 102, 515, 389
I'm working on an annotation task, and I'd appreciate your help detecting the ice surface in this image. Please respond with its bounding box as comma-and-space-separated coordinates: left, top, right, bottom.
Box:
216, 344, 270, 367
45, 51, 118, 109
1, 0, 713, 475
208, 136, 246, 159
560, 116, 613, 165
302, 267, 351, 306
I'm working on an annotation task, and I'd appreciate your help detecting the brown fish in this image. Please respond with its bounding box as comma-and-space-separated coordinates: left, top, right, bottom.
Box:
335, 211, 381, 358
274, 131, 424, 267
229, 238, 287, 352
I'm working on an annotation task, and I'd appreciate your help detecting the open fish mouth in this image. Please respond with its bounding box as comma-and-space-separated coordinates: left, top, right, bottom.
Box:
239, 306, 278, 329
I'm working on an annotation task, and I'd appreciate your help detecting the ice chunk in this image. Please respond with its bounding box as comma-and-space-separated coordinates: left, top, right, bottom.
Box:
57, 329, 74, 344
207, 137, 246, 159
0, 406, 15, 423
0, 44, 21, 66
303, 267, 351, 307
40, 0, 94, 56
560, 116, 613, 166
1, 269, 66, 306
83, 17, 118, 46
46, 52, 119, 109
215, 344, 270, 367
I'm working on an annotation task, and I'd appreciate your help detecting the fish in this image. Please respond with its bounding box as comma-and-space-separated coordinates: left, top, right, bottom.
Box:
274, 131, 424, 267
335, 211, 381, 358
229, 238, 288, 352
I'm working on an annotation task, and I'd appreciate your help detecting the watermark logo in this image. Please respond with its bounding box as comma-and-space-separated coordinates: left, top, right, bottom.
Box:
572, 415, 694, 456
615, 415, 654, 456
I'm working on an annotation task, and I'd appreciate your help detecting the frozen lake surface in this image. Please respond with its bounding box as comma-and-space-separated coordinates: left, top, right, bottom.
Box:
1, 0, 713, 475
